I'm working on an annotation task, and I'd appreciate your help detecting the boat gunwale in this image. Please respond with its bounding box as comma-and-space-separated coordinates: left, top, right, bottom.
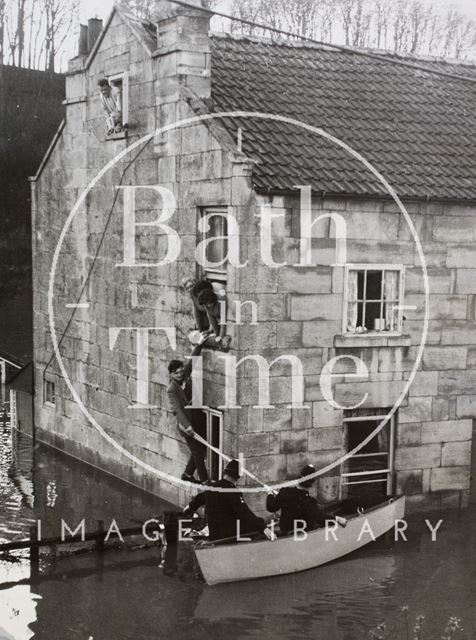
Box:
195, 494, 404, 554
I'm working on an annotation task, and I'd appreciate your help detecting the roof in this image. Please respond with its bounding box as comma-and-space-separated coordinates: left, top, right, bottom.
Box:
84, 3, 157, 71
209, 34, 476, 201
0, 350, 24, 368
8, 362, 33, 393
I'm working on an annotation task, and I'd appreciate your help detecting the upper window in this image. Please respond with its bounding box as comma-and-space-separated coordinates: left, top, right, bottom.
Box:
44, 380, 56, 406
344, 265, 404, 335
98, 72, 129, 138
199, 208, 228, 286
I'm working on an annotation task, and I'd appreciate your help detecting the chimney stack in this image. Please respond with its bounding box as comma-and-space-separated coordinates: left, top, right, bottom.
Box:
156, 0, 211, 123
87, 18, 103, 53
78, 24, 88, 56
151, 0, 205, 21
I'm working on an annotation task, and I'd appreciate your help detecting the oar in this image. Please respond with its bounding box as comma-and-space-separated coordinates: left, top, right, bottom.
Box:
192, 432, 272, 492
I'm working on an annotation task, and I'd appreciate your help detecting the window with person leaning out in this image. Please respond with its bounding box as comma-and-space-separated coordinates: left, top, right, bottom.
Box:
98, 77, 124, 136
182, 277, 231, 351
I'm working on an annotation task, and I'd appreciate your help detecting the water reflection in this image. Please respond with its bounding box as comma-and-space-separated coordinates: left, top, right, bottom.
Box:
0, 402, 36, 543
0, 398, 475, 639
195, 554, 397, 621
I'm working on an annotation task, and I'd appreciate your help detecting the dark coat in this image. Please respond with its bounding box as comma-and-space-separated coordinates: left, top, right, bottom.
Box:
266, 486, 327, 535
166, 343, 204, 436
187, 479, 266, 542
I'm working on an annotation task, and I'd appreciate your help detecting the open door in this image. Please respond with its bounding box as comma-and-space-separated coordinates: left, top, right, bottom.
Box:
202, 408, 223, 481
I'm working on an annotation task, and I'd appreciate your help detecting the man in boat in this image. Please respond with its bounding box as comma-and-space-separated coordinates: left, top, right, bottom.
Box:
183, 459, 276, 542
167, 333, 209, 484
266, 464, 345, 535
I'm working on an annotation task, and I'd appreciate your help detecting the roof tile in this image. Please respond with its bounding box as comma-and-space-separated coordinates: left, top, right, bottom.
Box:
210, 35, 476, 200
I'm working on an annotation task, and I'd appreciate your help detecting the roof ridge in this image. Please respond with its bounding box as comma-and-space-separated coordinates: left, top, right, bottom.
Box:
210, 30, 339, 52
209, 30, 476, 68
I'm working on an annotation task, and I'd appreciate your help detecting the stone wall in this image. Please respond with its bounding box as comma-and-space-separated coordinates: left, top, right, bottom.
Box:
226, 192, 475, 512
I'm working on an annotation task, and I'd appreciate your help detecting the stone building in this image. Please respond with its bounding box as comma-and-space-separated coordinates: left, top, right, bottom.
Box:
0, 64, 65, 360
31, 1, 476, 512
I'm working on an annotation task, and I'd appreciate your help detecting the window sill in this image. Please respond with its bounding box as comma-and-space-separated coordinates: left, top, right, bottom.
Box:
44, 401, 56, 408
334, 334, 411, 349
105, 130, 128, 141
63, 96, 87, 105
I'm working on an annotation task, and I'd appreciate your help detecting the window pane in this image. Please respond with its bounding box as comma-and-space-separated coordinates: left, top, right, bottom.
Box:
203, 410, 223, 481
357, 270, 365, 299
45, 381, 55, 404
356, 301, 365, 328
366, 270, 383, 301
347, 455, 389, 474
347, 302, 358, 332
365, 301, 382, 330
383, 270, 400, 331
346, 419, 389, 454
204, 214, 227, 268
211, 414, 221, 480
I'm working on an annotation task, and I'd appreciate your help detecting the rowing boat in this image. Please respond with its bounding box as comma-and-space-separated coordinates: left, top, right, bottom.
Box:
194, 495, 405, 585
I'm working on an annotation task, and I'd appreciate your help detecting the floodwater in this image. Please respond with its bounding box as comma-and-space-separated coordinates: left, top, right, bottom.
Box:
0, 397, 475, 640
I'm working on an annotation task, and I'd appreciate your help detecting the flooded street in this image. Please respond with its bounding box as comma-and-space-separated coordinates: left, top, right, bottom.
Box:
0, 398, 475, 640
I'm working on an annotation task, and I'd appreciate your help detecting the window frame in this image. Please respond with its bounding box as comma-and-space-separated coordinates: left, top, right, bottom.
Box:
202, 407, 224, 481
198, 207, 229, 287
342, 263, 405, 337
339, 411, 396, 499
44, 379, 56, 406
106, 71, 129, 133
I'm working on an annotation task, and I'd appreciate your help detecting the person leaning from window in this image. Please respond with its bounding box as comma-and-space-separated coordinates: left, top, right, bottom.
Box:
98, 78, 123, 135
181, 277, 225, 332
167, 332, 209, 484
196, 288, 231, 351
266, 464, 346, 535
183, 459, 277, 542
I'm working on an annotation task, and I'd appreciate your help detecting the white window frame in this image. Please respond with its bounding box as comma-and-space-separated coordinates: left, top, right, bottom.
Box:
107, 71, 129, 129
44, 380, 56, 406
202, 407, 224, 481
199, 207, 228, 286
342, 263, 405, 337
340, 412, 396, 499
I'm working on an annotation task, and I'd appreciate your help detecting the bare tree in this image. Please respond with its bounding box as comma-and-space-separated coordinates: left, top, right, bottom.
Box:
42, 0, 78, 71
228, 0, 476, 60
128, 0, 155, 20
320, 1, 337, 42
0, 0, 77, 69
15, 0, 25, 65
0, 0, 5, 64
441, 6, 476, 59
